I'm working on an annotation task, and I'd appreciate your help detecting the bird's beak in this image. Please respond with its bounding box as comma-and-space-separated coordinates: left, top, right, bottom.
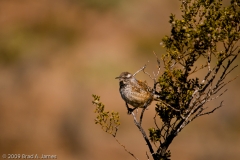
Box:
115, 76, 120, 79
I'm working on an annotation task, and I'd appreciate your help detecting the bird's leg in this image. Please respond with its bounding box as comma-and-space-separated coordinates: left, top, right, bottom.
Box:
125, 102, 135, 114
136, 108, 138, 116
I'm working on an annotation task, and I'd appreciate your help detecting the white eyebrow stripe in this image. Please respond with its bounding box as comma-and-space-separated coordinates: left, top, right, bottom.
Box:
126, 74, 131, 78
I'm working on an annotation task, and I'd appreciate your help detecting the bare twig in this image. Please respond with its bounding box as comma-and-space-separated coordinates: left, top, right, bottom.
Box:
200, 62, 222, 93
153, 51, 161, 79
170, 60, 177, 68
198, 101, 224, 117
146, 152, 150, 160
131, 112, 156, 159
213, 76, 238, 94
153, 113, 160, 130
207, 48, 211, 71
114, 137, 139, 160
214, 54, 239, 91
138, 52, 162, 88
140, 106, 147, 125
133, 64, 147, 77
160, 100, 181, 112
208, 89, 228, 102
201, 66, 215, 84
190, 63, 208, 75
223, 65, 238, 80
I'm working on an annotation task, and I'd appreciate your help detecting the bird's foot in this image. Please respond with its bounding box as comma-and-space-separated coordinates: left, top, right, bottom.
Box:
127, 108, 135, 114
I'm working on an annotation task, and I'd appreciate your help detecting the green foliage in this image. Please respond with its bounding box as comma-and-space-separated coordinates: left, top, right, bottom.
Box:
147, 1, 240, 158
156, 102, 176, 124
149, 128, 161, 143
157, 0, 240, 125
92, 94, 120, 137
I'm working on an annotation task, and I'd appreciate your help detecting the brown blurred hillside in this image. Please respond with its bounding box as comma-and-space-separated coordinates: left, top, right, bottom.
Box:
0, 0, 239, 160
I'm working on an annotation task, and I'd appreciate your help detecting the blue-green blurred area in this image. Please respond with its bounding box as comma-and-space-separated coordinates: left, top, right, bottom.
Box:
0, 0, 239, 160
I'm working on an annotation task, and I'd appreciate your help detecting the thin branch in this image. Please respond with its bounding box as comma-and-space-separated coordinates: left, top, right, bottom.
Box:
170, 60, 177, 68
187, 107, 204, 123
223, 41, 227, 51
190, 63, 208, 75
146, 152, 150, 160
133, 64, 147, 77
134, 53, 161, 86
164, 122, 171, 138
200, 62, 222, 92
176, 94, 208, 133
153, 51, 161, 79
154, 113, 160, 130
159, 123, 168, 142
140, 107, 147, 125
208, 89, 228, 102
159, 100, 183, 117
228, 40, 238, 55
131, 112, 156, 159
201, 66, 216, 84
214, 55, 239, 90
207, 48, 211, 71
114, 137, 139, 160
189, 88, 226, 122
198, 101, 224, 117
230, 45, 239, 54
223, 65, 238, 80
171, 118, 179, 130
143, 65, 155, 80
213, 76, 238, 94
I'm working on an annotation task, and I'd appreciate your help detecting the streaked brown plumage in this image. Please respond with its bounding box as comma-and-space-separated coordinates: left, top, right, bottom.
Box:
116, 72, 159, 114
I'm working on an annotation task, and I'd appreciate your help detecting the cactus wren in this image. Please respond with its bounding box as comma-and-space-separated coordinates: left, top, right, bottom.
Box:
116, 72, 159, 114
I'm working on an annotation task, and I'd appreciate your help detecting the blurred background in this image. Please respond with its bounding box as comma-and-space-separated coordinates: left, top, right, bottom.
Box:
0, 0, 239, 160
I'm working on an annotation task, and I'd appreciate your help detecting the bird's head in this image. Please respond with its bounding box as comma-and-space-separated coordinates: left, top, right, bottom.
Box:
115, 72, 133, 82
